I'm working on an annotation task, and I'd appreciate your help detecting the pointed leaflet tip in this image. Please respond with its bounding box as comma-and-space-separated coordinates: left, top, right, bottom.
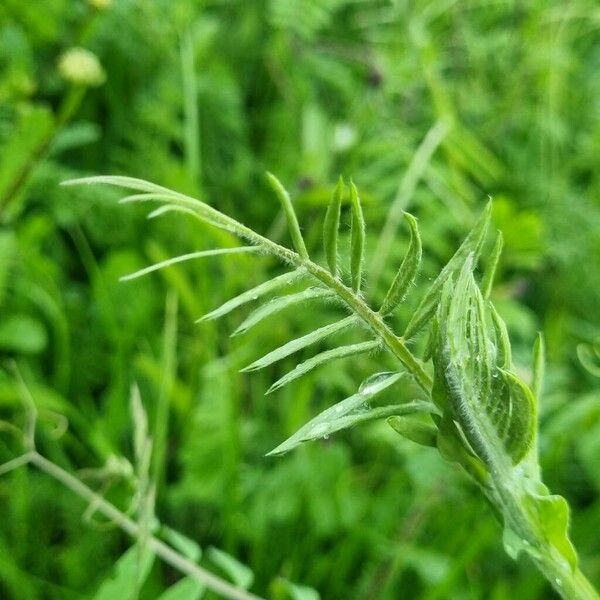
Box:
482, 230, 503, 300
197, 269, 302, 322
265, 340, 379, 394
403, 199, 492, 339
323, 176, 344, 276
379, 212, 422, 316
349, 180, 365, 293
240, 315, 357, 372
265, 172, 309, 259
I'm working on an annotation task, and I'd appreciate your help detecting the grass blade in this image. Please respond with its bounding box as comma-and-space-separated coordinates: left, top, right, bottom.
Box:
379, 212, 422, 315
323, 176, 344, 276
267, 340, 379, 393
232, 287, 334, 336
266, 172, 309, 259
120, 248, 261, 281
197, 269, 303, 322
349, 181, 365, 292
241, 315, 357, 372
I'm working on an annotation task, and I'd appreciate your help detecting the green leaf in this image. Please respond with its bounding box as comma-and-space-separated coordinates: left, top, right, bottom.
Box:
388, 416, 437, 447
481, 230, 503, 299
379, 212, 422, 315
157, 578, 205, 600
198, 269, 304, 322
524, 492, 578, 572
349, 180, 365, 292
232, 287, 334, 336
323, 176, 344, 276
403, 201, 492, 339
93, 545, 155, 600
433, 259, 536, 466
161, 526, 202, 562
241, 315, 357, 372
498, 369, 537, 464
120, 247, 261, 281
267, 340, 379, 393
268, 372, 435, 455
206, 547, 254, 590
266, 172, 309, 259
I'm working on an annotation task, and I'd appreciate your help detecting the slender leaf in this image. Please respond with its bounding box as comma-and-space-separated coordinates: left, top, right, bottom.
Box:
198, 270, 303, 322
323, 176, 344, 276
524, 490, 578, 572
241, 315, 357, 372
434, 259, 536, 465
532, 333, 545, 400
267, 340, 379, 393
121, 247, 260, 281
266, 172, 309, 259
349, 180, 365, 292
379, 212, 422, 315
232, 287, 334, 336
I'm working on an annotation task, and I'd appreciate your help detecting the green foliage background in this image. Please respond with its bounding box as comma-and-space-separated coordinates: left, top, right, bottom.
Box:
1, 0, 599, 598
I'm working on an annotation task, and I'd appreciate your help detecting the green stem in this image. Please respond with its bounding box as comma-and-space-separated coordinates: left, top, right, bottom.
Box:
494, 478, 599, 600
24, 452, 264, 600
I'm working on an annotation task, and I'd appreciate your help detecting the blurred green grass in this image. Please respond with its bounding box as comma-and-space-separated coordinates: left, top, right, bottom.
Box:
0, 0, 599, 598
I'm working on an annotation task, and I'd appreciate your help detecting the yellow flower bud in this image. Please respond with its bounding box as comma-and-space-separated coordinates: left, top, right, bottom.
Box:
58, 47, 106, 87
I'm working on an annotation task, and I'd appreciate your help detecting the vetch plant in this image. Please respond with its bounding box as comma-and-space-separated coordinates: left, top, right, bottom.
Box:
63, 174, 599, 600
